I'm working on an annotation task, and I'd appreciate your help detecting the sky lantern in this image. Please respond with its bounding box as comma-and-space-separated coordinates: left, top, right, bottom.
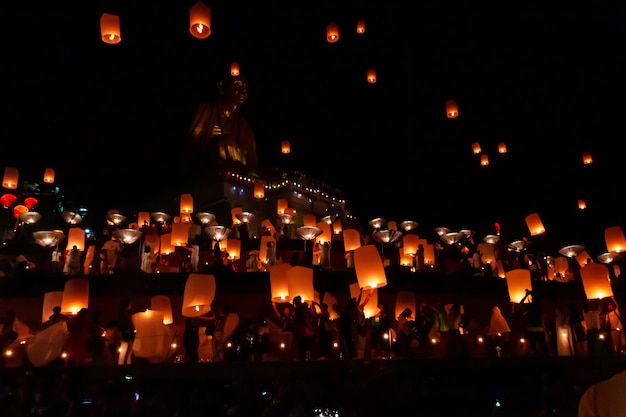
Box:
182, 273, 216, 317
254, 182, 265, 199
580, 263, 613, 300
287, 265, 315, 303
605, 226, 626, 253
582, 151, 593, 165
356, 20, 366, 34
354, 244, 387, 290
326, 22, 339, 43
281, 140, 291, 154
277, 199, 288, 214
42, 291, 64, 323
303, 213, 317, 227
497, 141, 507, 154
525, 213, 545, 236
270, 263, 292, 302
1, 194, 17, 208
343, 228, 361, 251
226, 238, 240, 260
230, 62, 240, 76
43, 168, 55, 183
61, 278, 89, 316
2, 167, 19, 189
150, 295, 173, 325
180, 193, 193, 215
67, 228, 86, 251
402, 234, 420, 256
471, 142, 481, 154
505, 268, 532, 303
189, 1, 211, 39
315, 221, 332, 245
333, 219, 342, 235
446, 99, 459, 118
13, 205, 28, 219
395, 291, 416, 320
578, 199, 586, 210
480, 154, 489, 166
100, 13, 121, 44
170, 222, 191, 247
23, 197, 38, 210
367, 69, 377, 84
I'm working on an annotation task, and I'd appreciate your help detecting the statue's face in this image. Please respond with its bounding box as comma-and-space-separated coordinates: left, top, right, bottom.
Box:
224, 79, 248, 106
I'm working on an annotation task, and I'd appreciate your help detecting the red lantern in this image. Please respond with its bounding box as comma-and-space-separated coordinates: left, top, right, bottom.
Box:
13, 205, 28, 219
326, 22, 339, 43
24, 197, 38, 209
0, 194, 17, 208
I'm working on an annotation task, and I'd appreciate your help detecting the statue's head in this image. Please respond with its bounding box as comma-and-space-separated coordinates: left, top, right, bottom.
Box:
217, 75, 249, 107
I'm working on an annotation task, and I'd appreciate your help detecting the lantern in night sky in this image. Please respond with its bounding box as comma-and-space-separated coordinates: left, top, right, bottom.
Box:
367, 69, 377, 84
189, 1, 211, 39
2, 167, 18, 189
356, 20, 366, 34
326, 22, 339, 43
525, 213, 545, 236
446, 100, 459, 118
582, 152, 593, 165
100, 13, 121, 44
43, 168, 55, 183
230, 62, 240, 76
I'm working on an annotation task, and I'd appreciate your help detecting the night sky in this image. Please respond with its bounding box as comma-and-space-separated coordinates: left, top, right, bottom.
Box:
1, 2, 625, 256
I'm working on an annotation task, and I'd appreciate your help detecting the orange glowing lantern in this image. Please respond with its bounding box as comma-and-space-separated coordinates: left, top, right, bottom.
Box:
303, 213, 316, 227
43, 168, 55, 183
315, 221, 332, 245
333, 219, 342, 235
150, 295, 174, 325
367, 69, 377, 84
1, 194, 17, 208
417, 238, 435, 265
287, 265, 315, 303
182, 273, 216, 317
137, 212, 151, 228
356, 20, 366, 34
270, 263, 292, 302
132, 309, 173, 363
281, 140, 291, 154
480, 154, 489, 166
284, 207, 295, 216
100, 13, 121, 44
277, 199, 288, 214
395, 291, 416, 320
582, 151, 593, 165
42, 291, 64, 323
343, 228, 362, 251
170, 222, 191, 247
497, 141, 507, 154
578, 200, 587, 210
230, 62, 240, 76
2, 167, 19, 189
231, 207, 243, 225
402, 234, 420, 256
13, 205, 28, 219
189, 1, 211, 39
226, 238, 240, 260
61, 278, 89, 316
354, 244, 388, 290
67, 228, 86, 251
471, 142, 481, 154
259, 235, 276, 262
23, 197, 38, 210
254, 182, 265, 199
580, 263, 613, 300
505, 268, 532, 303
326, 22, 339, 43
180, 193, 193, 215
605, 226, 626, 253
525, 213, 545, 236
446, 99, 459, 118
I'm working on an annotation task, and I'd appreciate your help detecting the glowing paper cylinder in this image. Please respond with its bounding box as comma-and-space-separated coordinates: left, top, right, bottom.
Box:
605, 226, 626, 253
254, 182, 265, 199
277, 199, 288, 214
61, 278, 89, 316
505, 268, 532, 303
67, 227, 85, 251
471, 142, 481, 154
486, 306, 511, 335
356, 20, 366, 34
159, 234, 176, 255
367, 69, 377, 84
580, 263, 613, 300
576, 250, 592, 268
322, 292, 340, 320
180, 194, 193, 214
182, 273, 216, 317
132, 310, 173, 363
582, 151, 593, 165
395, 290, 416, 320
281, 140, 291, 154
343, 228, 361, 251
480, 154, 489, 166
354, 244, 388, 290
170, 222, 191, 247
259, 235, 276, 262
261, 219, 275, 235
387, 221, 397, 231
419, 239, 435, 265
399, 251, 413, 267
137, 211, 151, 228
402, 234, 420, 256
226, 238, 240, 260
552, 256, 570, 279
43, 168, 55, 183
578, 200, 587, 210
287, 265, 315, 303
477, 242, 496, 265
326, 22, 339, 43
303, 213, 316, 227
151, 295, 174, 325
270, 263, 292, 302
333, 219, 342, 235
2, 167, 18, 189
315, 221, 332, 244
100, 13, 121, 44
231, 207, 243, 225
525, 213, 546, 236
42, 291, 64, 323
497, 142, 507, 154
446, 99, 459, 118
189, 1, 211, 39
230, 62, 240, 76
362, 289, 378, 319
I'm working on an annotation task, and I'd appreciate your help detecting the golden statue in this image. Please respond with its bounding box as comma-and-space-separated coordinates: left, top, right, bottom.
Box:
186, 75, 258, 173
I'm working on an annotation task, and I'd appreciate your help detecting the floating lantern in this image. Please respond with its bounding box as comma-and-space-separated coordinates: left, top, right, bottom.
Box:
580, 263, 613, 300
333, 219, 342, 235
132, 309, 174, 363
471, 142, 481, 154
2, 167, 18, 189
43, 168, 55, 183
61, 278, 89, 315
356, 20, 366, 34
180, 193, 193, 215
287, 265, 315, 303
277, 199, 288, 214
151, 295, 173, 325
231, 207, 243, 225
182, 273, 216, 317
525, 213, 545, 236
578, 200, 586, 210
281, 140, 291, 154
170, 222, 191, 247
446, 99, 459, 118
42, 291, 64, 323
343, 228, 361, 251
605, 226, 626, 253
230, 62, 240, 76
367, 69, 377, 84
137, 211, 151, 228
402, 234, 420, 256
326, 22, 339, 43
505, 268, 532, 303
395, 291, 416, 320
315, 221, 332, 245
254, 182, 265, 199
270, 263, 292, 302
189, 1, 211, 39
67, 227, 86, 251
497, 141, 507, 154
354, 244, 387, 290
226, 238, 240, 260
582, 151, 593, 165
303, 213, 317, 227
480, 154, 489, 166
100, 13, 121, 44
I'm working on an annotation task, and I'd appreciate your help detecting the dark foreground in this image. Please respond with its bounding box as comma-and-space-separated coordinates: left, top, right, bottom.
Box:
2, 356, 626, 417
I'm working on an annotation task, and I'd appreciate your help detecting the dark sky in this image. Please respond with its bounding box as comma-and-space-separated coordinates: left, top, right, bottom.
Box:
1, 2, 625, 256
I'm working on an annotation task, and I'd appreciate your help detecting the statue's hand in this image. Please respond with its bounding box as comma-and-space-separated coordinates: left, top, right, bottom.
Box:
211, 125, 222, 136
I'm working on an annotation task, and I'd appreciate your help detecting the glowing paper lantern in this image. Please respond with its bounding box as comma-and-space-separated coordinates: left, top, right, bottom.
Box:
254, 182, 265, 199
42, 291, 64, 323
100, 13, 121, 44
189, 1, 211, 39
580, 263, 613, 300
505, 268, 532, 303
354, 244, 387, 290
170, 222, 191, 247
356, 20, 366, 34
226, 238, 240, 260
605, 226, 626, 253
343, 228, 362, 251
0, 193, 17, 208
315, 221, 332, 244
446, 100, 459, 118
182, 273, 216, 317
280, 140, 291, 154
259, 235, 276, 262
2, 167, 19, 189
582, 151, 593, 165
362, 289, 379, 319
180, 193, 193, 215
578, 200, 586, 210
43, 168, 55, 183
497, 142, 507, 154
480, 154, 489, 166
277, 199, 288, 214
367, 69, 377, 84
24, 197, 38, 209
477, 242, 496, 265
137, 211, 151, 228
302, 213, 316, 227
402, 234, 420, 256
270, 263, 292, 302
132, 310, 174, 363
326, 22, 339, 43
525, 213, 546, 236
230, 62, 240, 76
151, 295, 174, 325
61, 278, 89, 316
231, 207, 243, 225
486, 306, 511, 335
395, 291, 416, 320
287, 265, 315, 303
67, 228, 86, 251
13, 205, 28, 219
471, 142, 481, 154
333, 219, 342, 235
322, 292, 340, 320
